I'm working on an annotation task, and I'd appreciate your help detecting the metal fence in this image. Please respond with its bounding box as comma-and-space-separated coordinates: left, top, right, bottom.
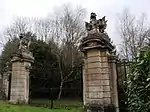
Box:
28, 65, 83, 109
29, 88, 83, 109
116, 59, 131, 112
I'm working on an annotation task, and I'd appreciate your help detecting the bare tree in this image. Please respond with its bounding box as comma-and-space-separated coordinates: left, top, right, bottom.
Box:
117, 9, 150, 60
0, 33, 5, 48
3, 17, 32, 42
50, 5, 86, 99
33, 18, 54, 41
0, 17, 34, 76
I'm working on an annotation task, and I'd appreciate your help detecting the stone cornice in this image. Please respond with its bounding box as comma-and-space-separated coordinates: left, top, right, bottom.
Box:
79, 33, 115, 52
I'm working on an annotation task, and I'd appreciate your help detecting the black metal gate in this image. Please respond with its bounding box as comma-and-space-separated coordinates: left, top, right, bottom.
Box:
116, 59, 130, 112
29, 65, 83, 109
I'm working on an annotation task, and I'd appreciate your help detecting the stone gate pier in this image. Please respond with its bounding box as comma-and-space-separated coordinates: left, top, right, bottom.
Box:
79, 13, 119, 112
10, 34, 34, 104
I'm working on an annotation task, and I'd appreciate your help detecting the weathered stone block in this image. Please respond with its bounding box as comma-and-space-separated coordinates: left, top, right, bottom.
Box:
101, 63, 109, 68
103, 98, 111, 104
20, 67, 26, 71
88, 80, 101, 86
89, 86, 103, 92
12, 71, 21, 76
103, 92, 111, 98
101, 57, 108, 62
87, 80, 110, 86
87, 56, 101, 63
101, 51, 107, 57
97, 92, 103, 98
88, 99, 103, 104
102, 75, 109, 80
12, 66, 18, 71
89, 92, 98, 99
87, 49, 100, 57
102, 68, 109, 74
88, 74, 102, 80
87, 62, 101, 69
12, 62, 20, 67
103, 86, 110, 91
88, 68, 102, 74
102, 80, 110, 86
87, 74, 100, 80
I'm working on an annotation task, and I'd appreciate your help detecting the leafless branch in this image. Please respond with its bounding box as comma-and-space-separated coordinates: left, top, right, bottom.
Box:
117, 9, 150, 60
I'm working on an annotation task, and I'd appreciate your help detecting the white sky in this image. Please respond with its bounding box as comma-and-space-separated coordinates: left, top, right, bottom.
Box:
0, 0, 150, 46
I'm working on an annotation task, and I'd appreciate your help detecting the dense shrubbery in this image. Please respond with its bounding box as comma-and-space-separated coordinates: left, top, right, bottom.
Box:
127, 47, 150, 112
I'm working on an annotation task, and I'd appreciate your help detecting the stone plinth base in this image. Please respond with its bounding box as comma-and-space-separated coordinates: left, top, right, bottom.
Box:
85, 104, 116, 112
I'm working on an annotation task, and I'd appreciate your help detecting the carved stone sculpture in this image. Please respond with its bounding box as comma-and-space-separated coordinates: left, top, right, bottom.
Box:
19, 33, 31, 51
85, 12, 108, 34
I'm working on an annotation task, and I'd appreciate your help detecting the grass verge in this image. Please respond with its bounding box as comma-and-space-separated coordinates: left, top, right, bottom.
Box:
0, 101, 81, 112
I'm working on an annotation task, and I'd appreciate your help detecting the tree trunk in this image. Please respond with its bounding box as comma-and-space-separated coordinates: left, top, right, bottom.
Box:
58, 81, 63, 100
57, 55, 64, 100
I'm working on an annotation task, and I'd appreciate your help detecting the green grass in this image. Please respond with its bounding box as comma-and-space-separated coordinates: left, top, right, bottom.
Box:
0, 101, 81, 112
29, 99, 83, 109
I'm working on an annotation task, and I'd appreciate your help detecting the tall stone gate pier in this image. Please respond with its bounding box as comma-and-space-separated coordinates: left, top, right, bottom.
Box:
79, 13, 119, 112
10, 34, 34, 104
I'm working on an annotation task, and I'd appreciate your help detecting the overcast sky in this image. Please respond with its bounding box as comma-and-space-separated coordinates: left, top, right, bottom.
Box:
0, 0, 150, 46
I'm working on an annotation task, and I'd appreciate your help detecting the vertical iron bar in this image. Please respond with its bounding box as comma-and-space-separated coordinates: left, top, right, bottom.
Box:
116, 61, 120, 111
123, 59, 128, 112
123, 60, 127, 80
50, 88, 53, 109
8, 73, 11, 100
